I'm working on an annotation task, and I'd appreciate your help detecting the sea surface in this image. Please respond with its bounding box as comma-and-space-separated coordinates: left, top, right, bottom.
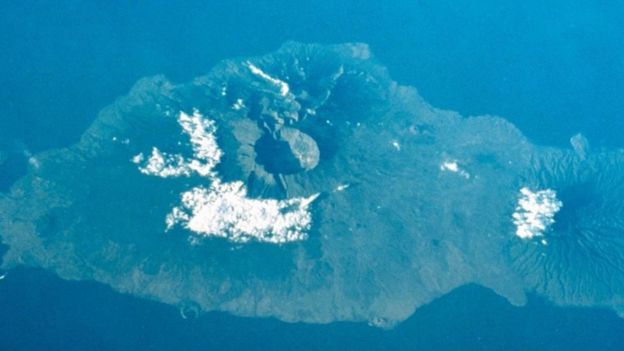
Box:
1, 1, 624, 350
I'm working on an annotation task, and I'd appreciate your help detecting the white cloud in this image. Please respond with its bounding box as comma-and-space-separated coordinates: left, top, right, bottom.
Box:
439, 160, 470, 179
133, 110, 318, 244
133, 111, 221, 178
391, 140, 401, 151
334, 183, 350, 192
167, 181, 318, 244
246, 61, 290, 97
232, 98, 245, 110
512, 187, 562, 239
137, 147, 192, 177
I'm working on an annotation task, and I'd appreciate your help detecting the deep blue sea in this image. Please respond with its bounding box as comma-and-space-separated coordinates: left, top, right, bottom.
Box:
1, 1, 624, 350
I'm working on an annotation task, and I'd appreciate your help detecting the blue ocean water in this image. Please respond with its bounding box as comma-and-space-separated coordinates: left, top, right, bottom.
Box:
1, 267, 623, 351
1, 1, 624, 350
